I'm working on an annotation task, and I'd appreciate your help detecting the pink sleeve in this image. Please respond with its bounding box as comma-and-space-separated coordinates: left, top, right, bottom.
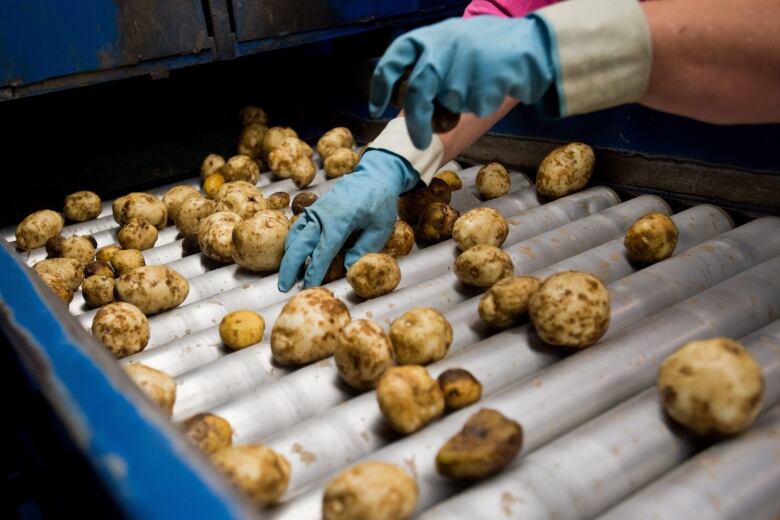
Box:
463, 0, 559, 19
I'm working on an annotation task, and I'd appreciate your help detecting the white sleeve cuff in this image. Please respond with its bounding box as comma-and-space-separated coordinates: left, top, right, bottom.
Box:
367, 117, 445, 185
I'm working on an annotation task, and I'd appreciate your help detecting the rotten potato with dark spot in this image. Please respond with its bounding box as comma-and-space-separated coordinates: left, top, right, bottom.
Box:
112, 192, 167, 229
60, 235, 95, 264
45, 234, 65, 257
346, 253, 401, 299
180, 413, 233, 455
92, 302, 149, 358
33, 258, 83, 292
16, 209, 64, 250
84, 260, 114, 279
201, 153, 226, 179
434, 170, 463, 191
398, 178, 451, 224
96, 244, 121, 264
231, 210, 291, 272
117, 219, 158, 251
219, 310, 265, 350
452, 207, 509, 252
82, 274, 115, 307
124, 363, 176, 416
380, 220, 415, 258
390, 307, 453, 366
536, 142, 595, 199
334, 319, 394, 390
437, 368, 483, 410
109, 249, 145, 277
262, 126, 298, 158
64, 191, 101, 222
317, 127, 355, 160
376, 365, 445, 434
202, 172, 226, 199
291, 192, 318, 215
417, 202, 459, 242
453, 245, 514, 288
239, 105, 268, 127
198, 211, 243, 263
479, 276, 541, 328
266, 191, 290, 210
114, 265, 189, 315
624, 212, 679, 264
211, 444, 290, 505
162, 185, 200, 223
37, 272, 73, 304
324, 147, 359, 178
323, 461, 417, 520
476, 162, 510, 200
219, 154, 260, 184
237, 123, 268, 159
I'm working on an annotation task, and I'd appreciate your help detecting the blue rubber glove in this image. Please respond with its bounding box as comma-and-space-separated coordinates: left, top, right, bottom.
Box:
369, 15, 556, 149
277, 149, 420, 292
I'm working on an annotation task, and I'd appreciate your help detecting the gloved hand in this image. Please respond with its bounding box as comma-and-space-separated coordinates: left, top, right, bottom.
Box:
277, 149, 420, 291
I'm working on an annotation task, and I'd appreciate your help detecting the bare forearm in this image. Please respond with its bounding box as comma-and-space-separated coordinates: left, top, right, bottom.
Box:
437, 97, 520, 164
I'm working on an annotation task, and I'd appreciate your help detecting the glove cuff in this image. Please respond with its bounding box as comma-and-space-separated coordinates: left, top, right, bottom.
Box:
534, 0, 651, 116
367, 117, 445, 185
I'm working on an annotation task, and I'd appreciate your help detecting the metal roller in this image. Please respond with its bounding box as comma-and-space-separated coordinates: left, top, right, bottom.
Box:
422, 319, 780, 519
166, 195, 666, 422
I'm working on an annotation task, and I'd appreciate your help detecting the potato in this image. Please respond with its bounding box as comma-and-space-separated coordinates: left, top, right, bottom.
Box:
436, 408, 523, 480
323, 462, 417, 520
162, 185, 200, 222
271, 288, 351, 365
180, 413, 233, 455
398, 178, 451, 224
60, 235, 96, 264
390, 307, 453, 365
202, 172, 226, 199
346, 253, 401, 299
231, 210, 291, 272
476, 162, 510, 200
479, 276, 541, 328
215, 188, 266, 220
291, 192, 318, 215
198, 211, 243, 263
624, 212, 679, 264
124, 363, 176, 416
262, 126, 298, 158
63, 191, 101, 222
84, 260, 114, 279
317, 127, 355, 159
216, 180, 261, 201
112, 193, 167, 230
290, 157, 317, 189
438, 368, 482, 410
377, 365, 445, 434
380, 220, 415, 258
109, 249, 145, 277
33, 258, 83, 292
237, 123, 268, 159
219, 154, 260, 184
536, 142, 595, 199
174, 196, 217, 236
239, 105, 268, 127
37, 272, 73, 304
181, 234, 201, 257
528, 271, 610, 348
219, 310, 265, 350
92, 302, 149, 357
114, 265, 189, 315
452, 207, 509, 252
82, 275, 115, 307
324, 148, 359, 178
454, 245, 514, 288
266, 191, 290, 210
323, 252, 347, 284
201, 153, 226, 179
117, 219, 158, 251
658, 338, 764, 435
268, 137, 315, 184
417, 202, 459, 242
334, 319, 394, 390
45, 235, 65, 258
212, 444, 290, 505
96, 244, 121, 264
434, 170, 463, 191
16, 209, 64, 250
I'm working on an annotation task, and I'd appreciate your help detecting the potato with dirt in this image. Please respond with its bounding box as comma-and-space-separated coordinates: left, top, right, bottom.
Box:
271, 288, 351, 365
175, 196, 217, 236
334, 319, 394, 390
479, 276, 541, 328
290, 159, 317, 189
291, 192, 318, 215
215, 186, 266, 220
60, 235, 96, 264
117, 219, 158, 251
476, 162, 510, 199
346, 253, 401, 299
268, 137, 314, 177
397, 178, 451, 224
113, 193, 167, 229
219, 310, 265, 350
16, 209, 64, 250
198, 211, 243, 263
109, 249, 145, 277
536, 142, 595, 199
63, 191, 102, 222
82, 275, 115, 307
317, 127, 355, 159
124, 363, 176, 416
324, 147, 359, 178
624, 212, 679, 264
96, 245, 121, 264
376, 365, 445, 434
237, 123, 268, 159
434, 170, 463, 191
114, 265, 189, 315
201, 153, 226, 179
37, 272, 73, 304
266, 192, 290, 210
219, 154, 260, 184
92, 302, 149, 357
211, 445, 290, 505
33, 257, 84, 292
323, 461, 418, 520
380, 220, 415, 258
45, 235, 65, 257
452, 207, 509, 252
162, 185, 200, 223
180, 413, 233, 454
84, 260, 114, 279
390, 307, 453, 365
262, 126, 298, 158
417, 202, 459, 242
239, 106, 268, 127
438, 368, 483, 410
453, 245, 514, 288
231, 210, 291, 272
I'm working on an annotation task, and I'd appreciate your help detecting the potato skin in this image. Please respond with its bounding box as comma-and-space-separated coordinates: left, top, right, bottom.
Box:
112, 193, 167, 229
291, 158, 317, 189
323, 462, 418, 520
476, 162, 510, 199
335, 319, 394, 390
45, 235, 65, 258
201, 153, 226, 179
202, 173, 226, 199
239, 105, 268, 127
84, 260, 114, 279
237, 123, 268, 159
624, 212, 679, 263
198, 211, 243, 263
117, 219, 158, 251
96, 244, 121, 264
291, 192, 318, 215
64, 191, 101, 222
529, 271, 610, 348
162, 185, 200, 222
175, 197, 217, 236
92, 302, 149, 358
37, 272, 73, 304
317, 127, 355, 160
390, 307, 453, 365
536, 142, 594, 199
376, 365, 445, 434
180, 413, 233, 454
266, 192, 290, 210
434, 170, 463, 191
262, 127, 298, 158
212, 445, 290, 505
479, 276, 541, 328
114, 265, 189, 315
381, 220, 415, 258
453, 245, 514, 288
271, 288, 351, 365
231, 210, 291, 272
324, 148, 359, 178
219, 310, 265, 350
16, 210, 64, 250
268, 137, 314, 182
219, 154, 260, 184
658, 338, 764, 435
417, 202, 459, 242
124, 363, 176, 416
109, 249, 145, 277
60, 235, 96, 264
346, 253, 401, 299
438, 368, 482, 410
33, 257, 84, 292
82, 275, 115, 307
215, 186, 266, 220
452, 207, 509, 252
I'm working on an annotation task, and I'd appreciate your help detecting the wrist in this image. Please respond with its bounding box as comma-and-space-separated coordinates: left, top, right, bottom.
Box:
359, 148, 421, 194
367, 117, 444, 185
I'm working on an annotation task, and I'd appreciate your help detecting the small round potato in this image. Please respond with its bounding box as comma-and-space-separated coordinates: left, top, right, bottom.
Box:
45, 235, 65, 258
16, 210, 64, 250
114, 265, 189, 315
346, 253, 401, 299
215, 187, 266, 220
175, 196, 217, 236
219, 310, 265, 350
82, 275, 115, 307
237, 123, 268, 159
390, 307, 453, 365
112, 193, 167, 229
219, 154, 261, 184
117, 219, 158, 251
271, 288, 351, 365
324, 148, 359, 178
162, 185, 200, 222
476, 162, 510, 200
109, 249, 145, 277
479, 276, 541, 328
84, 260, 114, 279
60, 235, 96, 264
239, 105, 269, 127
211, 444, 290, 506
37, 272, 73, 304
323, 462, 418, 520
417, 202, 459, 242
124, 363, 176, 416
437, 368, 483, 410
291, 192, 318, 215
63, 191, 101, 222
231, 210, 291, 272
536, 142, 595, 199
317, 127, 355, 160
201, 153, 226, 179
180, 413, 233, 455
397, 178, 451, 224
92, 302, 149, 357
659, 338, 764, 435
624, 212, 679, 264
202, 173, 226, 199
381, 221, 415, 258
33, 257, 84, 292
452, 207, 509, 251
529, 271, 610, 348
376, 365, 445, 434
334, 319, 394, 390
198, 211, 243, 263
434, 170, 463, 191
454, 245, 514, 288
96, 244, 121, 264
262, 126, 298, 158
266, 191, 290, 210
